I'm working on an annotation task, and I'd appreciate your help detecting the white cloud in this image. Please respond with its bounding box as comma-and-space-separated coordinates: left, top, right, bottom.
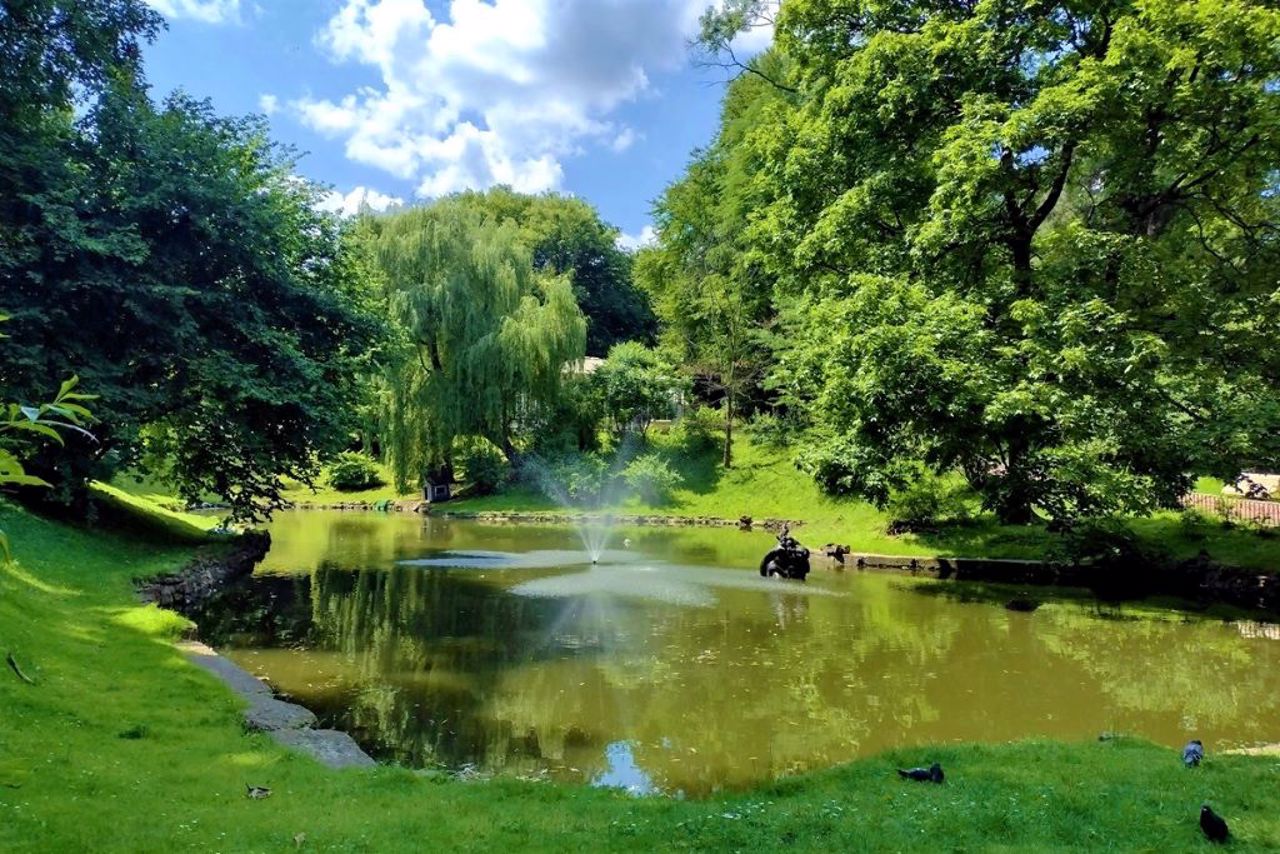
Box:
617, 224, 656, 252
294, 0, 715, 198
318, 186, 405, 217
610, 127, 640, 153
147, 0, 241, 24
258, 94, 279, 116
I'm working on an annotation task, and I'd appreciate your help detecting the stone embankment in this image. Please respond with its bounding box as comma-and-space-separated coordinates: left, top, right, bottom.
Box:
285, 500, 802, 532
829, 551, 1279, 614
135, 530, 271, 610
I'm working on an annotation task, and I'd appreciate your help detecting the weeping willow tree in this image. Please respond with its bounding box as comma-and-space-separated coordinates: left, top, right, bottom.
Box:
371, 201, 587, 490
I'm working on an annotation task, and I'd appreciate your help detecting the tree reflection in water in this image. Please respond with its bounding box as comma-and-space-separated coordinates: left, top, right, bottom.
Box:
200, 514, 1280, 796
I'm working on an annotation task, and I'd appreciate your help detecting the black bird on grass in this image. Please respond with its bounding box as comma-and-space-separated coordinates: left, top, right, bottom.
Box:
897, 762, 944, 783
1183, 739, 1204, 767
1200, 804, 1229, 843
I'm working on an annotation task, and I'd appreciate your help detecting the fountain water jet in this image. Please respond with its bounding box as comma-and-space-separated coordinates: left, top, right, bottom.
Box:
520, 438, 642, 564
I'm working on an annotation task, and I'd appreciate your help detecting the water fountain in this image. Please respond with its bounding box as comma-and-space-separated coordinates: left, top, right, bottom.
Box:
519, 442, 640, 565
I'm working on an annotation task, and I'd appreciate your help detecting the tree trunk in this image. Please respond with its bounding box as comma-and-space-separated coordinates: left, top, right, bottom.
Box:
1009, 236, 1034, 298
995, 434, 1035, 525
995, 492, 1035, 526
722, 393, 734, 469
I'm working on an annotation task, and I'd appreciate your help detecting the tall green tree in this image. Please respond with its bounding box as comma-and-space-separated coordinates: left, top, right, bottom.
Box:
591, 342, 684, 440
729, 0, 1280, 523
369, 201, 587, 490
0, 3, 378, 519
637, 49, 792, 467
450, 188, 656, 355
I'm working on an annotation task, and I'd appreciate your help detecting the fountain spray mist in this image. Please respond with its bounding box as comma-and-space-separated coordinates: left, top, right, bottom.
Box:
520, 435, 642, 563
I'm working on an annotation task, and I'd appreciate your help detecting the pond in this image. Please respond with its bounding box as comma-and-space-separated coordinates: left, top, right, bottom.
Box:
195, 510, 1280, 796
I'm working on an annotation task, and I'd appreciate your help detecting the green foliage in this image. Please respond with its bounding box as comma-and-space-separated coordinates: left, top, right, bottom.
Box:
884, 471, 973, 534
1177, 508, 1215, 542
591, 342, 684, 439
368, 200, 586, 490
0, 313, 97, 559
448, 188, 656, 355
745, 411, 799, 450
0, 8, 378, 520
669, 407, 723, 455
622, 453, 684, 505
686, 0, 1280, 524
327, 452, 384, 492
1047, 518, 1168, 573
636, 57, 789, 466
543, 452, 612, 505
455, 437, 509, 496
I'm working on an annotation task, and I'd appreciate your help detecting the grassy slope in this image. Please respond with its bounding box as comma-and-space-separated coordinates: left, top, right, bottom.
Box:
1, 503, 1277, 852
89, 481, 223, 542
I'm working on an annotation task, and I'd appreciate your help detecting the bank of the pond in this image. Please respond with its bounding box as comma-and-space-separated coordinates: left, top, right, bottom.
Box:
268, 437, 1280, 575
2, 501, 1280, 851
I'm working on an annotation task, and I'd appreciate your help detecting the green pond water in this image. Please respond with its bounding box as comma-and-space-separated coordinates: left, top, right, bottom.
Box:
197, 510, 1280, 796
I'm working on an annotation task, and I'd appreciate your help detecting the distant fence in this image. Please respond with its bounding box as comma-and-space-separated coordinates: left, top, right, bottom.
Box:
1181, 492, 1280, 527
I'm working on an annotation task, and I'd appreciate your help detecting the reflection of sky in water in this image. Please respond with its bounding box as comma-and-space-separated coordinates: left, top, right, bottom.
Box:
399, 549, 641, 569
400, 549, 841, 608
592, 741, 656, 795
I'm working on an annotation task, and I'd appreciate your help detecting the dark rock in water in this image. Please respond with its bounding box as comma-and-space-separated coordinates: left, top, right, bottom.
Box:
1005, 597, 1040, 612
1183, 739, 1204, 767
897, 762, 944, 783
1200, 805, 1229, 843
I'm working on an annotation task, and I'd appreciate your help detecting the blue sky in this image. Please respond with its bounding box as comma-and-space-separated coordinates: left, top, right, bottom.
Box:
141, 0, 769, 246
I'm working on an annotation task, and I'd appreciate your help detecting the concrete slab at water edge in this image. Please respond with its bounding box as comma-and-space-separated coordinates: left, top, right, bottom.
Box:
180, 640, 273, 697
178, 640, 375, 769
244, 696, 317, 731
272, 729, 377, 769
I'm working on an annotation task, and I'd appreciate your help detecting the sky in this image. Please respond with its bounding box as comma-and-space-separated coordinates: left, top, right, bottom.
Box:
140, 0, 771, 248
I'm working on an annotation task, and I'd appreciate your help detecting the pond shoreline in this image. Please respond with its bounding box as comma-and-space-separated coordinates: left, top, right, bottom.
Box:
279, 504, 1280, 615
136, 530, 376, 770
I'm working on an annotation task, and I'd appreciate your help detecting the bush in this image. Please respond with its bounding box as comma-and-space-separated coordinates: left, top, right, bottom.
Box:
1177, 508, 1214, 541
669, 407, 722, 455
456, 438, 508, 496
622, 453, 684, 505
327, 452, 383, 491
884, 473, 972, 533
747, 411, 800, 450
530, 452, 614, 506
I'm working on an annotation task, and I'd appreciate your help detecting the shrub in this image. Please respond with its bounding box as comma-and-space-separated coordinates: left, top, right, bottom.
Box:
747, 411, 797, 450
327, 452, 383, 491
528, 452, 614, 506
622, 453, 684, 505
456, 438, 508, 496
1177, 508, 1214, 541
884, 473, 972, 533
669, 407, 722, 455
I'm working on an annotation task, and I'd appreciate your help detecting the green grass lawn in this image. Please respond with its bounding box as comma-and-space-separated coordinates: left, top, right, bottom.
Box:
88, 481, 224, 543
1, 501, 1278, 851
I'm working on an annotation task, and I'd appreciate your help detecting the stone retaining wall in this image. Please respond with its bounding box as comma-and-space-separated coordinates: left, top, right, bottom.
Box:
135, 530, 271, 611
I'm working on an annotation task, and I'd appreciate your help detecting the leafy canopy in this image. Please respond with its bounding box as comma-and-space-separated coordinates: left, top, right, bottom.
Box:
368, 199, 587, 490
0, 0, 378, 519
715, 0, 1280, 523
